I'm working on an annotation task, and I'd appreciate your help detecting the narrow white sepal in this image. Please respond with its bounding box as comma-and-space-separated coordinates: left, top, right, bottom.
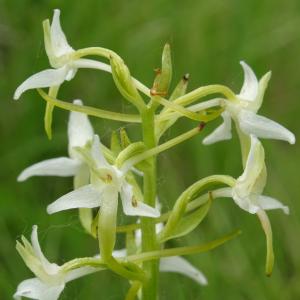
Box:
47, 184, 101, 214
17, 157, 81, 182
120, 183, 160, 218
50, 9, 74, 57
72, 58, 112, 73
237, 61, 258, 101
68, 99, 94, 151
159, 256, 208, 286
14, 278, 64, 300
14, 67, 68, 100
238, 109, 296, 144
202, 111, 232, 145
257, 195, 289, 214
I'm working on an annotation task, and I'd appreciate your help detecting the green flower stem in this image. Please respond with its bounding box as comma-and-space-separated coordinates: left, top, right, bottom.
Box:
37, 89, 141, 123
61, 230, 241, 273
140, 107, 159, 300
104, 256, 147, 282
125, 282, 142, 300
152, 96, 210, 122
159, 175, 236, 242
157, 98, 222, 122
73, 47, 151, 97
173, 84, 236, 107
129, 229, 241, 264
121, 126, 202, 173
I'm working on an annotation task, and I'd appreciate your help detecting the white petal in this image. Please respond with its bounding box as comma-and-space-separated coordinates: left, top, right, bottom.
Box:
159, 256, 208, 286
72, 58, 112, 73
50, 9, 73, 57
120, 183, 160, 217
65, 266, 99, 282
17, 157, 81, 182
14, 67, 68, 100
202, 111, 232, 145
30, 226, 60, 275
238, 135, 264, 183
68, 100, 94, 154
237, 61, 258, 101
91, 135, 110, 168
257, 195, 289, 214
238, 109, 296, 144
47, 184, 101, 214
14, 278, 64, 300
250, 71, 271, 112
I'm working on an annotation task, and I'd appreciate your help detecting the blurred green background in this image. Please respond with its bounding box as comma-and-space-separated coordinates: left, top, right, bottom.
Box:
1, 0, 299, 299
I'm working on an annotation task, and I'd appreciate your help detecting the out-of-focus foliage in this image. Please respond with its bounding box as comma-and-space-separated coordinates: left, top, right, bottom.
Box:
0, 0, 299, 299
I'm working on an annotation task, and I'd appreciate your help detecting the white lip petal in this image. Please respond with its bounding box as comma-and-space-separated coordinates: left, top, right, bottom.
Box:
120, 183, 160, 218
14, 67, 68, 100
237, 61, 258, 101
159, 256, 208, 286
257, 195, 289, 214
202, 111, 232, 145
17, 157, 81, 182
50, 9, 74, 57
47, 184, 101, 214
14, 278, 64, 300
73, 58, 112, 73
68, 100, 94, 152
238, 109, 296, 144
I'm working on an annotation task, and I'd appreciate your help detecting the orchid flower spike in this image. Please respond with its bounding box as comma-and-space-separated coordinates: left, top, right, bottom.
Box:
203, 61, 295, 145
46, 135, 160, 218
14, 226, 97, 300
17, 99, 93, 185
14, 9, 110, 100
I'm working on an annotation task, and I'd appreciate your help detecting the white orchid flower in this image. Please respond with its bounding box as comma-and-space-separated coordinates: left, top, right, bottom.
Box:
214, 135, 289, 274
14, 9, 110, 100
47, 135, 160, 218
216, 135, 289, 214
17, 99, 93, 184
14, 226, 97, 300
203, 61, 295, 145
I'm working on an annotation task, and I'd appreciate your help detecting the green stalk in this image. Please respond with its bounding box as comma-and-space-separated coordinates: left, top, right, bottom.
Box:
141, 107, 159, 300
61, 229, 241, 273
37, 89, 141, 123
